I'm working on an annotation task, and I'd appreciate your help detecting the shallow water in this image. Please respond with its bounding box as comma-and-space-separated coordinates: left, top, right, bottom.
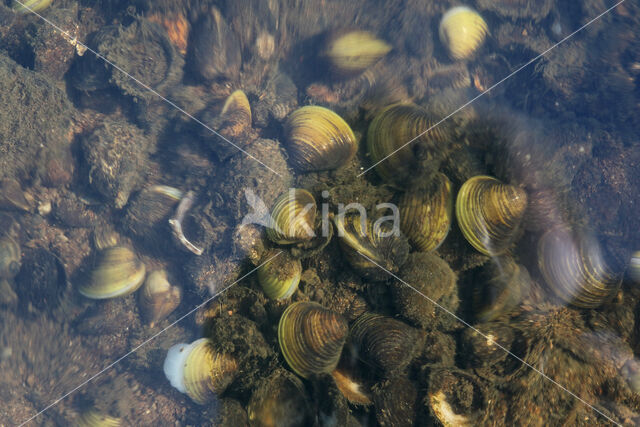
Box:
0, 0, 639, 425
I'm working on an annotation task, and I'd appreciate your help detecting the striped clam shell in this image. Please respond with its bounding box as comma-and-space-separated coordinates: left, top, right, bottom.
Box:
399, 172, 453, 252
538, 226, 623, 309
257, 249, 302, 300
284, 106, 357, 172
78, 246, 146, 299
278, 301, 348, 378
455, 175, 527, 256
439, 6, 488, 60
266, 189, 317, 245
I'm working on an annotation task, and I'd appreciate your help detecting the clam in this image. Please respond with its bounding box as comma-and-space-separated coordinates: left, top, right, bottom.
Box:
349, 313, 425, 374
12, 0, 52, 13
374, 377, 418, 426
266, 189, 317, 245
331, 369, 372, 406
393, 252, 459, 330
321, 30, 392, 78
163, 338, 238, 405
247, 369, 312, 427
200, 90, 254, 160
123, 185, 183, 241
367, 104, 451, 185
538, 226, 623, 309
427, 368, 491, 426
333, 212, 410, 281
278, 301, 348, 378
474, 256, 531, 322
76, 409, 122, 427
0, 236, 21, 279
138, 270, 181, 327
257, 249, 301, 300
284, 106, 357, 172
0, 178, 30, 212
399, 172, 453, 252
455, 175, 528, 256
439, 6, 488, 60
630, 251, 640, 284
78, 246, 146, 299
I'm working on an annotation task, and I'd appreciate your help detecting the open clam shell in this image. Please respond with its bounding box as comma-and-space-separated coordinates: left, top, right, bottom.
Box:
538, 226, 623, 309
284, 106, 357, 172
278, 301, 348, 378
78, 246, 146, 299
399, 172, 453, 252
455, 175, 527, 256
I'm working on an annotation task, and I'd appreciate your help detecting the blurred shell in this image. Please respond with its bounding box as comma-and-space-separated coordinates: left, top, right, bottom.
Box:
455, 175, 527, 256
322, 30, 391, 77
78, 246, 146, 299
399, 172, 453, 252
439, 6, 488, 60
349, 313, 425, 374
0, 178, 30, 212
247, 369, 312, 427
374, 377, 418, 426
257, 249, 301, 300
473, 256, 531, 322
123, 185, 183, 241
76, 409, 121, 427
183, 338, 238, 404
92, 227, 120, 251
11, 0, 52, 13
333, 212, 409, 281
278, 301, 348, 378
266, 189, 317, 245
331, 369, 372, 406
631, 251, 640, 284
427, 368, 490, 426
0, 235, 21, 279
394, 252, 458, 330
139, 270, 181, 326
284, 106, 357, 172
189, 7, 241, 82
366, 104, 451, 185
538, 227, 623, 309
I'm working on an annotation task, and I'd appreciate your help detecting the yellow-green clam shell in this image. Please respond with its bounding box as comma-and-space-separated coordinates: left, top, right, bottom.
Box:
278, 301, 348, 378
257, 249, 301, 300
284, 106, 357, 172
323, 30, 391, 77
367, 103, 450, 185
76, 409, 121, 427
399, 173, 453, 252
78, 246, 146, 299
183, 338, 238, 405
455, 175, 527, 256
439, 6, 488, 60
266, 189, 317, 245
12, 0, 53, 13
538, 226, 622, 309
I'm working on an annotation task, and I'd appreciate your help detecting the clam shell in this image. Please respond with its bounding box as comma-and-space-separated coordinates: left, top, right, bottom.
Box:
333, 212, 409, 281
349, 313, 425, 374
12, 0, 53, 13
538, 226, 622, 309
630, 251, 640, 284
200, 90, 253, 160
373, 377, 418, 426
247, 369, 312, 427
367, 104, 450, 185
123, 185, 183, 240
0, 178, 30, 211
266, 189, 317, 245
284, 106, 357, 172
455, 175, 527, 256
439, 6, 488, 60
0, 236, 21, 279
78, 246, 146, 299
76, 409, 121, 427
278, 301, 348, 378
322, 30, 391, 77
138, 270, 181, 326
399, 172, 453, 252
182, 338, 238, 405
427, 368, 491, 426
257, 249, 301, 300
